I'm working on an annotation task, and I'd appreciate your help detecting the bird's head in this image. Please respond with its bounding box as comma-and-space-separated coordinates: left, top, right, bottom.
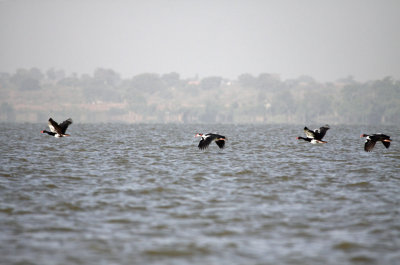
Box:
360, 134, 368, 138
195, 133, 203, 138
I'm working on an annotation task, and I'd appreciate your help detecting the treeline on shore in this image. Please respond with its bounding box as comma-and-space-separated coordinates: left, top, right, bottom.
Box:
1, 68, 399, 124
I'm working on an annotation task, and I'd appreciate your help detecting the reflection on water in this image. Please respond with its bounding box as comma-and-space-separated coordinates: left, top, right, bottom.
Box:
0, 123, 399, 265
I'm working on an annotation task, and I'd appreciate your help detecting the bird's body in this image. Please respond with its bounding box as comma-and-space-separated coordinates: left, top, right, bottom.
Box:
360, 133, 391, 152
41, 118, 73, 137
195, 133, 226, 150
297, 124, 330, 144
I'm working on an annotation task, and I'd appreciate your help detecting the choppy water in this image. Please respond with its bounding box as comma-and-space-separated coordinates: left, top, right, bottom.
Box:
0, 123, 399, 265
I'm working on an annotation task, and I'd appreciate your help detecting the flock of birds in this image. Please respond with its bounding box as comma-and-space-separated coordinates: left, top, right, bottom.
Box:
41, 118, 392, 152
296, 124, 391, 152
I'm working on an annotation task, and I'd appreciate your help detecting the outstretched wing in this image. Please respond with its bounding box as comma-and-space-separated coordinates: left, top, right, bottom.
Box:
198, 135, 214, 150
199, 133, 215, 149
315, 125, 330, 140
215, 139, 225, 149
58, 118, 73, 134
304, 127, 316, 139
364, 139, 376, 152
48, 118, 62, 134
382, 141, 391, 149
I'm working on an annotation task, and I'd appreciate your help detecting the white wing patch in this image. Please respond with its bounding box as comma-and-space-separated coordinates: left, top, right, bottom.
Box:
48, 123, 57, 133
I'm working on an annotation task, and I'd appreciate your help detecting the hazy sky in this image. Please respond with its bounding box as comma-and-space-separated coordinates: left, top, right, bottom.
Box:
1, 0, 399, 81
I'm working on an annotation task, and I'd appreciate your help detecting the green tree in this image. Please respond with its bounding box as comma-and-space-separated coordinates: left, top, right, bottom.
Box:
256, 73, 281, 91
161, 72, 181, 88
200, 76, 222, 90
93, 68, 121, 87
131, 73, 164, 93
238, 73, 257, 88
11, 68, 43, 90
46, 68, 66, 81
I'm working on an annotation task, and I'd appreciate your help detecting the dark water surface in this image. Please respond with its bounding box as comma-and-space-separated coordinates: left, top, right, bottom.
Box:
1, 123, 399, 265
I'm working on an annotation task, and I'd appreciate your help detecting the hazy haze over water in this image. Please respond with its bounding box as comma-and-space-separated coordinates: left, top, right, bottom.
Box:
1, 0, 400, 81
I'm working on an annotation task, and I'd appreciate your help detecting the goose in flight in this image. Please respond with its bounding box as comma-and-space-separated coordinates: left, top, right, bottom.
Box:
297, 124, 330, 144
195, 133, 226, 150
41, 118, 73, 137
360, 133, 391, 152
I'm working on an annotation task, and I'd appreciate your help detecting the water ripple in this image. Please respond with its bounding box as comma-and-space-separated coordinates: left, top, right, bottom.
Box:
0, 123, 399, 265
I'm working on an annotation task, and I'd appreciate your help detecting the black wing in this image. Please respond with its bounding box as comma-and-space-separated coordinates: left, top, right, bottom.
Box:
198, 136, 214, 150
382, 141, 391, 149
364, 139, 376, 152
58, 118, 73, 134
48, 118, 62, 135
215, 139, 225, 149
211, 134, 226, 149
315, 125, 330, 140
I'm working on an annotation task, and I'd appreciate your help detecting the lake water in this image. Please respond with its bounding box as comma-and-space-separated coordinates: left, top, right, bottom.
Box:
0, 123, 399, 265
